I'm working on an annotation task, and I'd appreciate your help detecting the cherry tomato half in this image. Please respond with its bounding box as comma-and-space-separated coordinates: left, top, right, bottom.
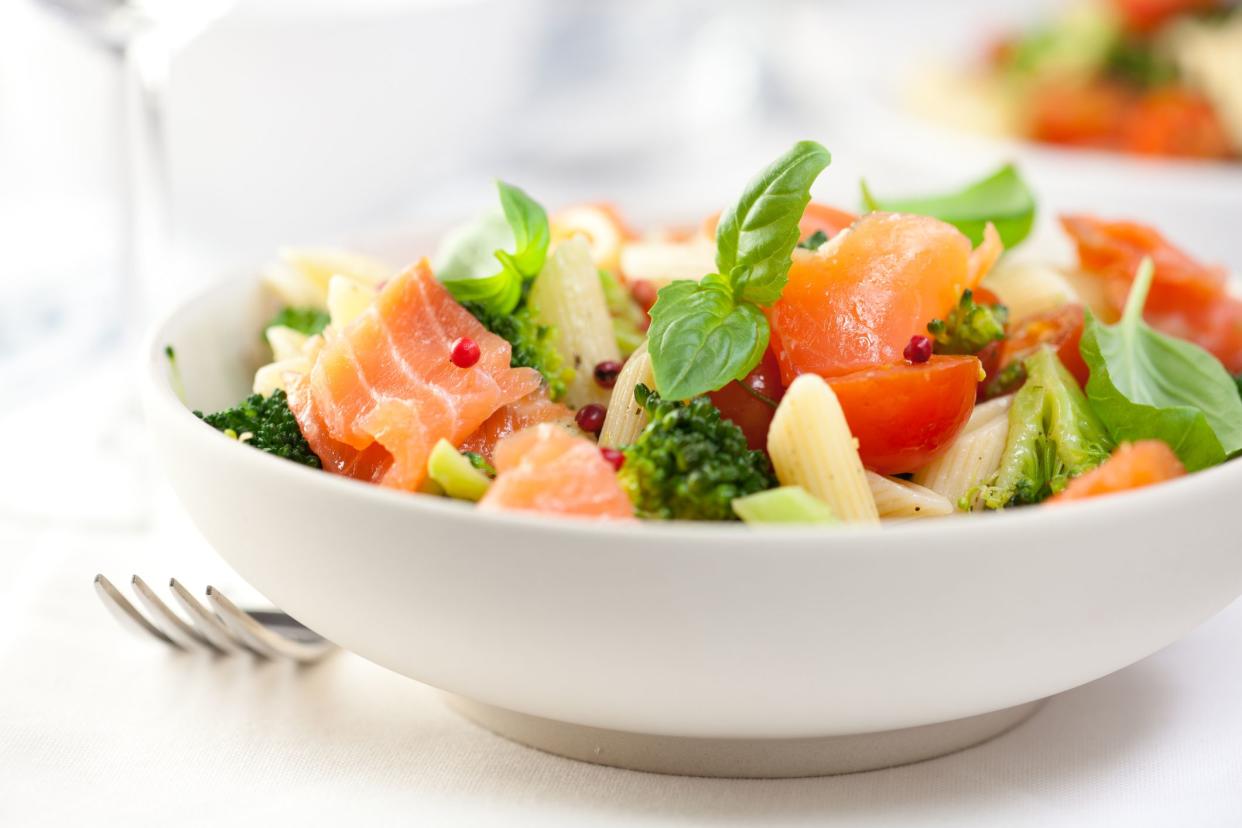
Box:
1002, 304, 1090, 388
709, 349, 786, 451
826, 355, 980, 475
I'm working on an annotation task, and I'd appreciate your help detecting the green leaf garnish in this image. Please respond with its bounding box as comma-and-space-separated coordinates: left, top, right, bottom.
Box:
716, 140, 833, 305
648, 141, 832, 399
265, 306, 330, 336
1079, 257, 1242, 472
860, 164, 1035, 248
648, 275, 769, 398
439, 181, 549, 315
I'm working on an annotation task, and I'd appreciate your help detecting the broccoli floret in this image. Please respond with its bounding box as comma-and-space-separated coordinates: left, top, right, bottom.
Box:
463, 301, 571, 401
265, 306, 329, 336
797, 230, 829, 251
983, 360, 1027, 400
928, 289, 1008, 355
618, 385, 776, 520
976, 347, 1112, 509
195, 389, 322, 469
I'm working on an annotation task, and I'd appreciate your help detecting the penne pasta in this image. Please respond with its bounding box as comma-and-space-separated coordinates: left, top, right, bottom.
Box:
530, 237, 622, 408
599, 342, 654, 448
263, 247, 393, 309
982, 260, 1080, 321
265, 325, 309, 363
326, 275, 377, 330
866, 472, 954, 519
913, 396, 1013, 509
963, 394, 1014, 434
253, 356, 311, 398
618, 237, 716, 288
253, 334, 323, 397
767, 375, 879, 524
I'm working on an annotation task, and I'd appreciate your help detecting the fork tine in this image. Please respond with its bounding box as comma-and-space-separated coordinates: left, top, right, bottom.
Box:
167, 578, 246, 654
206, 587, 336, 663
93, 574, 183, 650
130, 576, 223, 654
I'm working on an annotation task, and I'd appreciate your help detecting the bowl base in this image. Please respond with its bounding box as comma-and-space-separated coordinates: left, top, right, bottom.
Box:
446, 695, 1045, 778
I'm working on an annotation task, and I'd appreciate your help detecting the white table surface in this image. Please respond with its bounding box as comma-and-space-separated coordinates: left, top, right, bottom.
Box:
3, 418, 1242, 828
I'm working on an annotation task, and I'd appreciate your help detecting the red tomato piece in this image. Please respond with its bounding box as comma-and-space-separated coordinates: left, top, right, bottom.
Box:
708, 349, 786, 451
1119, 88, 1234, 160
1003, 304, 1091, 388
826, 355, 980, 475
1109, 0, 1223, 33
1027, 80, 1129, 148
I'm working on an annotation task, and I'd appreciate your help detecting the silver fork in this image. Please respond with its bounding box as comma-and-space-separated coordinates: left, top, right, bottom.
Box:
94, 574, 337, 663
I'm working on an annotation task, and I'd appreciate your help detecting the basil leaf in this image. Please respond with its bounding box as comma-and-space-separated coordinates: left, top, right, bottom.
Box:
439, 266, 523, 313
716, 140, 832, 305
647, 141, 832, 398
439, 180, 549, 315
1079, 257, 1242, 471
496, 180, 550, 277
648, 275, 769, 400
860, 164, 1035, 248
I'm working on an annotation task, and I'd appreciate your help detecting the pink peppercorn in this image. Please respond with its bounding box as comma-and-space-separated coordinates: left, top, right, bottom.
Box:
449, 337, 481, 368
575, 403, 606, 434
600, 447, 625, 471
594, 360, 623, 389
904, 334, 933, 364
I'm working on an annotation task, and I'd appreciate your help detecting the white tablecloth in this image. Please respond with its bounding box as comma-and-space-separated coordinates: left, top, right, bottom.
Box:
4, 474, 1242, 828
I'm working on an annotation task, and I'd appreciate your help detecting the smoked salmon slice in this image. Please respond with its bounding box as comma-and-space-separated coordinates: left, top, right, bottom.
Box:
292, 259, 542, 490
286, 373, 392, 482
1061, 215, 1242, 372
766, 213, 999, 383
479, 424, 635, 520
459, 392, 576, 462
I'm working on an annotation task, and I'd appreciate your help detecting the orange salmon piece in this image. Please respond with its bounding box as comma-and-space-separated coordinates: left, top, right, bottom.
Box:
459, 392, 575, 462
479, 424, 635, 520
767, 213, 997, 383
293, 259, 541, 490
1051, 440, 1185, 503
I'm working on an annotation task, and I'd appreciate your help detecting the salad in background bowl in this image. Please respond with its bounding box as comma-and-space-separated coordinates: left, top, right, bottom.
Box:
910, 0, 1242, 160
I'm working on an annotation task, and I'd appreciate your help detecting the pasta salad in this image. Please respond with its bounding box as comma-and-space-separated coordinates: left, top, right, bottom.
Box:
911, 0, 1242, 160
188, 140, 1242, 525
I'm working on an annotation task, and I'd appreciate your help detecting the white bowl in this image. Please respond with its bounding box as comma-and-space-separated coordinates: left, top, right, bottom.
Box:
144, 244, 1242, 776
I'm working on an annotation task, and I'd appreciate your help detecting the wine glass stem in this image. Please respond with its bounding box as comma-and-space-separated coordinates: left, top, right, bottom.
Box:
122, 29, 173, 334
